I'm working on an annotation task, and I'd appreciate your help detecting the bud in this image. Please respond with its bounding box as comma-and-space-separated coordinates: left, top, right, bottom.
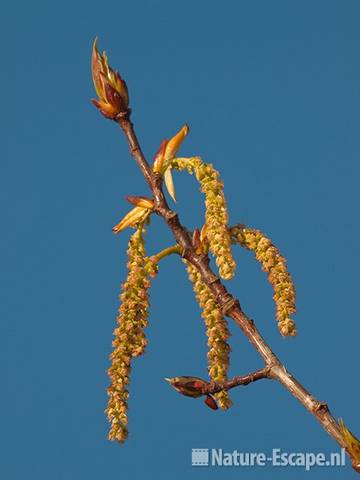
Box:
112, 206, 152, 234
200, 223, 208, 243
204, 394, 218, 410
91, 38, 129, 119
192, 229, 202, 253
153, 125, 189, 202
164, 124, 189, 163
165, 376, 208, 398
153, 140, 168, 174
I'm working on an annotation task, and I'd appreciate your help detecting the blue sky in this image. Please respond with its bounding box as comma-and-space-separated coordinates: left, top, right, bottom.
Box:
2, 1, 360, 478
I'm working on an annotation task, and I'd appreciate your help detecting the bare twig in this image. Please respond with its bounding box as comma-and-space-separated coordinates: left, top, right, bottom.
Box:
203, 367, 270, 395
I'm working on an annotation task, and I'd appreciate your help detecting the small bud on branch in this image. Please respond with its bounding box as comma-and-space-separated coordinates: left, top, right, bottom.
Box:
91, 38, 129, 119
165, 376, 209, 398
153, 125, 189, 202
112, 206, 153, 234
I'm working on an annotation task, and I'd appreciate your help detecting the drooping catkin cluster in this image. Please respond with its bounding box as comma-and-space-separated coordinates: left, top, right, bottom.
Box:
107, 228, 156, 442
184, 260, 232, 409
230, 225, 296, 336
173, 157, 236, 280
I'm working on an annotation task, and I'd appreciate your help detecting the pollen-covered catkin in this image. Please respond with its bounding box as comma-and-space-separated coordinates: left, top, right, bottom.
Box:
173, 157, 236, 280
184, 260, 232, 409
107, 228, 155, 442
230, 225, 296, 336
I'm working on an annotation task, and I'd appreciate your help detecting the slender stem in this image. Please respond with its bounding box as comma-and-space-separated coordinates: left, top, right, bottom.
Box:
270, 365, 346, 448
151, 245, 181, 263
118, 115, 154, 188
115, 114, 356, 468
203, 367, 270, 395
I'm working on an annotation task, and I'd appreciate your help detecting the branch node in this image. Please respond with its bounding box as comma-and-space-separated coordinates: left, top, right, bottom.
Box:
220, 297, 240, 316
165, 211, 177, 221
313, 401, 329, 415
207, 273, 220, 285
115, 109, 131, 121
180, 247, 192, 259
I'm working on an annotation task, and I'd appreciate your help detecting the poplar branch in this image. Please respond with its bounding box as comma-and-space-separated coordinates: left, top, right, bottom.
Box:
114, 113, 360, 470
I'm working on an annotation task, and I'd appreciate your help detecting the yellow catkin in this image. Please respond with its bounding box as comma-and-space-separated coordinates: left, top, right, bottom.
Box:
107, 228, 155, 443
184, 260, 232, 409
230, 225, 296, 336
173, 157, 236, 280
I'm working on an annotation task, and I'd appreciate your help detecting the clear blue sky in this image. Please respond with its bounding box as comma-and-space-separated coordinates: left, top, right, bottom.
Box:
2, 1, 360, 478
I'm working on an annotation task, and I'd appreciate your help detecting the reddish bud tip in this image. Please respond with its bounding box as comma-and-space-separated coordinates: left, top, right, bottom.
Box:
126, 196, 154, 209
165, 376, 208, 398
204, 395, 218, 410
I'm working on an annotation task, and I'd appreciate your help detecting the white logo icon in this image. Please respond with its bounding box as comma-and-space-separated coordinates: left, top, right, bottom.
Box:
192, 448, 209, 466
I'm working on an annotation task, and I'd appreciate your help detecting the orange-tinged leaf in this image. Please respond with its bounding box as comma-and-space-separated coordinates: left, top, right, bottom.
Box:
91, 37, 104, 98
112, 207, 150, 234
126, 196, 154, 209
200, 223, 208, 243
164, 124, 189, 161
153, 140, 168, 173
164, 167, 176, 202
114, 71, 129, 106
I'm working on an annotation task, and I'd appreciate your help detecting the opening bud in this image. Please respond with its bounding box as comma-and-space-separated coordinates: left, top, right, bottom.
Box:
165, 376, 208, 398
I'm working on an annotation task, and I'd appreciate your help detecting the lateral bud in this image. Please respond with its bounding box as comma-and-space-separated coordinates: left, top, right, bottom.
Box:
204, 394, 218, 410
165, 376, 208, 398
192, 229, 202, 254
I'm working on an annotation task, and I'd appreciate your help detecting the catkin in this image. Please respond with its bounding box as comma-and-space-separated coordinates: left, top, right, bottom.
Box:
230, 225, 296, 336
107, 228, 155, 442
184, 260, 232, 409
173, 157, 236, 280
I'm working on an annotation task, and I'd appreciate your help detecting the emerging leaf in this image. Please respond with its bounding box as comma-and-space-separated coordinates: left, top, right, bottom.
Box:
91, 38, 129, 119
164, 167, 176, 202
112, 206, 151, 234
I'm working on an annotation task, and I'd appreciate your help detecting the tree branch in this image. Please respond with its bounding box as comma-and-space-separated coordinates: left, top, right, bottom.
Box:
115, 114, 357, 471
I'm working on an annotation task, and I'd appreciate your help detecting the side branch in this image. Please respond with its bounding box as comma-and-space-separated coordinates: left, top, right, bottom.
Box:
203, 367, 270, 395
